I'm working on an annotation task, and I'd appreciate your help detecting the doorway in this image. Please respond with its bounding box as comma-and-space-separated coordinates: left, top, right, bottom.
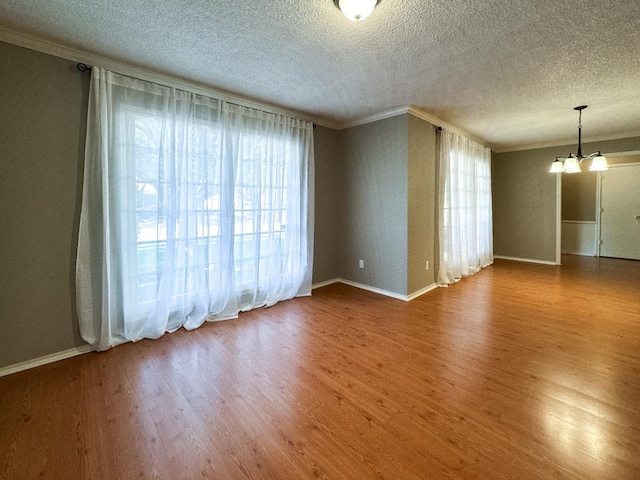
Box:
559, 151, 640, 261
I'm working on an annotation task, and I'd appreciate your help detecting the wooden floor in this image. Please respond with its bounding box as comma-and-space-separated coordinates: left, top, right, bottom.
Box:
1, 255, 639, 479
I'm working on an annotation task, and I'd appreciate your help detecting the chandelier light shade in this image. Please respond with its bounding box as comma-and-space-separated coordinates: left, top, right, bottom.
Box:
589, 154, 608, 171
333, 0, 380, 21
549, 159, 565, 173
563, 155, 582, 173
549, 105, 608, 174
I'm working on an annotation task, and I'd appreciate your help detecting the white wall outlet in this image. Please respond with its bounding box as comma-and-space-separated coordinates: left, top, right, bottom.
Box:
426, 261, 429, 270
359, 259, 364, 269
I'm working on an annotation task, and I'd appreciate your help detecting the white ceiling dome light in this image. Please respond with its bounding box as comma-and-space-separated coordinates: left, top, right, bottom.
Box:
333, 0, 381, 22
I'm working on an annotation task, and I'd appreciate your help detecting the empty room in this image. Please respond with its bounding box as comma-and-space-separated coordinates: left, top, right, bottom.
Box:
1, 1, 639, 479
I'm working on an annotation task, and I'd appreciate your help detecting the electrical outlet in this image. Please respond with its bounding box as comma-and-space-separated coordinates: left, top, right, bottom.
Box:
359, 259, 364, 269
426, 261, 429, 270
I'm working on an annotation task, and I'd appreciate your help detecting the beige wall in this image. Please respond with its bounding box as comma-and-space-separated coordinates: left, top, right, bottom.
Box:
0, 41, 89, 367
493, 137, 640, 263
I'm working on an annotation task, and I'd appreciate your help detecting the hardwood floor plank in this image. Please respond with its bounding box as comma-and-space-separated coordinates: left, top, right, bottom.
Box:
1, 255, 639, 479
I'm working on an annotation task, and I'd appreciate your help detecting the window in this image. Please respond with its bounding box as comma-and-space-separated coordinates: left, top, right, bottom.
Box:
77, 68, 314, 350
438, 128, 493, 285
121, 108, 225, 325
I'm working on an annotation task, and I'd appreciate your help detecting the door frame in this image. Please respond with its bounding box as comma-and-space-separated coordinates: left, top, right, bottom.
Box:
596, 151, 640, 257
555, 173, 562, 264
557, 150, 640, 262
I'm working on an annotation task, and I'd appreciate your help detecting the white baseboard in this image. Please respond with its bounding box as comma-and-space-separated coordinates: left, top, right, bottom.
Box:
313, 277, 438, 302
336, 278, 408, 301
0, 345, 93, 378
311, 278, 340, 289
407, 283, 439, 301
494, 255, 559, 266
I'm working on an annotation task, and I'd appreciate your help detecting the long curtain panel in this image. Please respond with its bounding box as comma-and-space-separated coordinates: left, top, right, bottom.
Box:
76, 68, 314, 351
437, 128, 493, 285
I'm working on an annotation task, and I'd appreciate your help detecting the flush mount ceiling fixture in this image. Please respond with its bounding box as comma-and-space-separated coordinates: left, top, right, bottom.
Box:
550, 105, 608, 173
333, 0, 381, 21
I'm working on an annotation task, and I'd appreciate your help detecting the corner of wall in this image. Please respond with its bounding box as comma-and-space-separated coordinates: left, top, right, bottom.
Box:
407, 115, 437, 294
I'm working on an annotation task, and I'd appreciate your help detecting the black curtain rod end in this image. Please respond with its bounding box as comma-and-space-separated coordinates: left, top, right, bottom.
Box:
77, 63, 92, 72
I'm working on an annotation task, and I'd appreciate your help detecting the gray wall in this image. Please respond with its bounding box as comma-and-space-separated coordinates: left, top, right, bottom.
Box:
313, 115, 438, 296
0, 41, 450, 368
312, 125, 342, 284
492, 147, 559, 262
407, 115, 436, 293
0, 41, 89, 367
0, 42, 439, 369
562, 172, 597, 221
340, 115, 409, 295
493, 136, 640, 263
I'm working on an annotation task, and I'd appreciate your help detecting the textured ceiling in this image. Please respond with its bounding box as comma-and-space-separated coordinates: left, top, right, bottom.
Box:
1, 0, 639, 151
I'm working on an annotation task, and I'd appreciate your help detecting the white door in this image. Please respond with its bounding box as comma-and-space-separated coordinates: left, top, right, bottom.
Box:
600, 164, 640, 260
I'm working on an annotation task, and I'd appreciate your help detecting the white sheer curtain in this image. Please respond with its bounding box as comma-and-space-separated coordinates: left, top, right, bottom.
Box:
437, 128, 493, 286
76, 68, 314, 351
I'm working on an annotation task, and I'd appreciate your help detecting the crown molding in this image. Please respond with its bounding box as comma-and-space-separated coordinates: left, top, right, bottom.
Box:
0, 28, 502, 142
0, 27, 341, 129
335, 105, 492, 150
5, 28, 638, 150
407, 106, 490, 147
492, 131, 640, 154
338, 106, 410, 129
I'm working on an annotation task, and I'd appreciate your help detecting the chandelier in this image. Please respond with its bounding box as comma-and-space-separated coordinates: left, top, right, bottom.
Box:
549, 106, 608, 173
